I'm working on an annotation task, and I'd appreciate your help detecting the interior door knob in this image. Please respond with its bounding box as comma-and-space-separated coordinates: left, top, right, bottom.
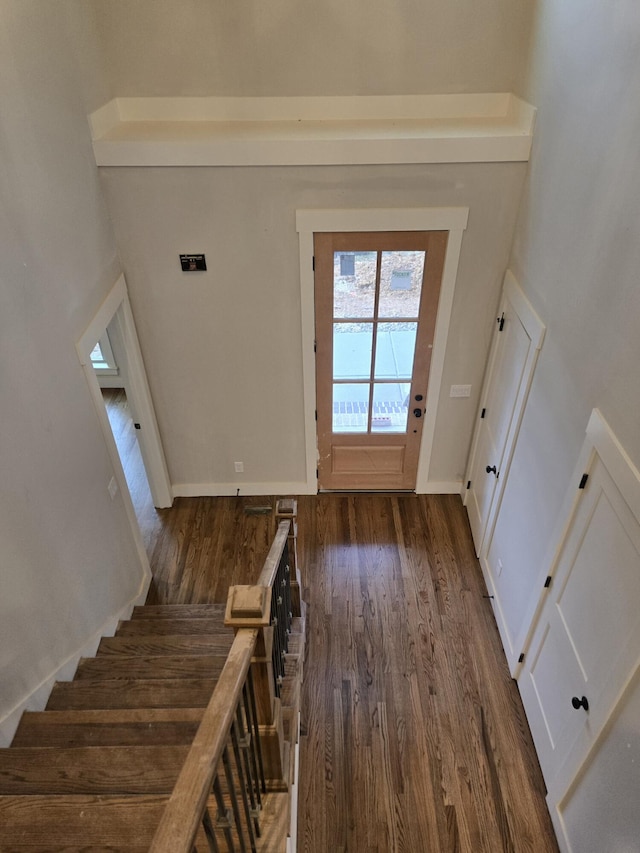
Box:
571, 696, 589, 712
413, 408, 423, 418
486, 465, 498, 476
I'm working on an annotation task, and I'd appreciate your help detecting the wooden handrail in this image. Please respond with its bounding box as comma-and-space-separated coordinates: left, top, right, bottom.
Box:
148, 627, 258, 853
257, 519, 291, 588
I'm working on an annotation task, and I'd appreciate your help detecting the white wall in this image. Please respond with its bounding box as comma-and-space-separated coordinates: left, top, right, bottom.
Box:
99, 162, 526, 492
488, 2, 640, 659
0, 2, 148, 742
92, 0, 533, 98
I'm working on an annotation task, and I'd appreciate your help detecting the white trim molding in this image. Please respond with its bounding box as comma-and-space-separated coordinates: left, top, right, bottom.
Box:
173, 481, 315, 498
296, 207, 469, 495
89, 93, 536, 167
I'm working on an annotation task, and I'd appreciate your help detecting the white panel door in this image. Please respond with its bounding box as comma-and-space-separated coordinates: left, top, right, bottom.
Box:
550, 669, 640, 853
465, 273, 544, 556
519, 454, 640, 787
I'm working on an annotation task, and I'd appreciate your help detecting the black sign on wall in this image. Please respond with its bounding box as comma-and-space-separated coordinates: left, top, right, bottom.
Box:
180, 254, 207, 272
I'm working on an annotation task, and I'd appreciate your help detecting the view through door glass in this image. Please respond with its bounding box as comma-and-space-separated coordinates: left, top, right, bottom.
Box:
315, 231, 447, 491
332, 250, 424, 434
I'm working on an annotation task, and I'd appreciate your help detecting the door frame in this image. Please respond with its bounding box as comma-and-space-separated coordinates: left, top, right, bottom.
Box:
296, 207, 468, 493
77, 275, 173, 575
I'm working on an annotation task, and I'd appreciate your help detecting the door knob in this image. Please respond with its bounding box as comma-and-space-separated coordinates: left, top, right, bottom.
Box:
486, 465, 498, 476
571, 696, 589, 712
413, 408, 423, 418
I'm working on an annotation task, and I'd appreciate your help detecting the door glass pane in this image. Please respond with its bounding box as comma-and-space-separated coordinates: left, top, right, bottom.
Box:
333, 383, 369, 433
333, 252, 377, 318
333, 323, 373, 380
374, 322, 417, 380
378, 251, 425, 318
371, 383, 411, 433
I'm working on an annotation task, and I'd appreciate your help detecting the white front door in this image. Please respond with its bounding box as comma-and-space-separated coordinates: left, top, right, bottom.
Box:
519, 453, 640, 788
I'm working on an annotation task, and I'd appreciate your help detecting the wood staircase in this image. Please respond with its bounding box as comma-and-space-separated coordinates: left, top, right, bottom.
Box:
0, 509, 305, 852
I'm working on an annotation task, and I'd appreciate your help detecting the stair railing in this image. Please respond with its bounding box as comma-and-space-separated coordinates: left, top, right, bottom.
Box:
149, 508, 299, 853
148, 628, 264, 853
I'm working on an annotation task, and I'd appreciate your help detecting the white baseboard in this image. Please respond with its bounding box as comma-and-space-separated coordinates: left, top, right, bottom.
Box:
417, 480, 463, 495
173, 480, 463, 498
0, 579, 150, 746
172, 481, 316, 497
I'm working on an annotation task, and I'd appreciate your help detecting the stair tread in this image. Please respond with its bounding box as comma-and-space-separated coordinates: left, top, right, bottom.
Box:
0, 745, 190, 795
116, 617, 231, 636
0, 793, 169, 849
12, 709, 204, 748
75, 654, 228, 680
97, 633, 234, 657
46, 678, 217, 711
132, 603, 226, 619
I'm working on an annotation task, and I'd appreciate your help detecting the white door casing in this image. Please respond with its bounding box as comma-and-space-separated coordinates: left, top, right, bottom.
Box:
464, 270, 545, 554
518, 410, 640, 811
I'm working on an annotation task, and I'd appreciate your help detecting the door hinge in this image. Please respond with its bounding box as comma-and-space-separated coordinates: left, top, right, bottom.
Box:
316, 468, 319, 479
579, 473, 589, 489
518, 653, 525, 664
481, 407, 486, 419
466, 480, 471, 490
314, 340, 317, 353
544, 575, 552, 588
497, 313, 505, 331
315, 410, 318, 421
312, 256, 315, 271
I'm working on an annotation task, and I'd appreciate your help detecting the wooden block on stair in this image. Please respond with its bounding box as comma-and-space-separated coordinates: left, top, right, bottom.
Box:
116, 617, 232, 636
0, 793, 169, 850
96, 633, 234, 658
46, 678, 217, 711
75, 654, 228, 681
11, 708, 204, 748
0, 745, 190, 795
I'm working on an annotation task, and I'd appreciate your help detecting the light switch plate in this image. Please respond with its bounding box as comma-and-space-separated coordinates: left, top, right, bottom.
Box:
450, 384, 472, 398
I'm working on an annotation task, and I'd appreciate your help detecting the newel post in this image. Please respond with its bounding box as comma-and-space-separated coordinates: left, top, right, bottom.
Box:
225, 585, 286, 787
225, 585, 276, 725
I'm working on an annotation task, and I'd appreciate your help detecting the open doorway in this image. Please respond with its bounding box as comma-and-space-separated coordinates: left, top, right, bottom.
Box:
90, 316, 157, 548
77, 275, 172, 567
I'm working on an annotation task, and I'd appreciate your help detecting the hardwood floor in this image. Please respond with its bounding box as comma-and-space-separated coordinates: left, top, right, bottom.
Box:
105, 442, 558, 852
296, 495, 557, 853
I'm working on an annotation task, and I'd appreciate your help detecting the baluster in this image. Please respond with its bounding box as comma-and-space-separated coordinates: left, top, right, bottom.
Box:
212, 771, 236, 852
230, 718, 258, 851
245, 670, 266, 793
236, 702, 261, 837
271, 588, 283, 696
202, 808, 221, 853
222, 744, 248, 853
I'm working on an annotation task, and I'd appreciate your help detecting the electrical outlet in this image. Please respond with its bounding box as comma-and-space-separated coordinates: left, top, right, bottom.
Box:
234, 461, 244, 473
450, 384, 472, 398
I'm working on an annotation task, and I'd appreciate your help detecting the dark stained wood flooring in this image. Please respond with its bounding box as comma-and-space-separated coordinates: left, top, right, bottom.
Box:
100, 402, 558, 853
